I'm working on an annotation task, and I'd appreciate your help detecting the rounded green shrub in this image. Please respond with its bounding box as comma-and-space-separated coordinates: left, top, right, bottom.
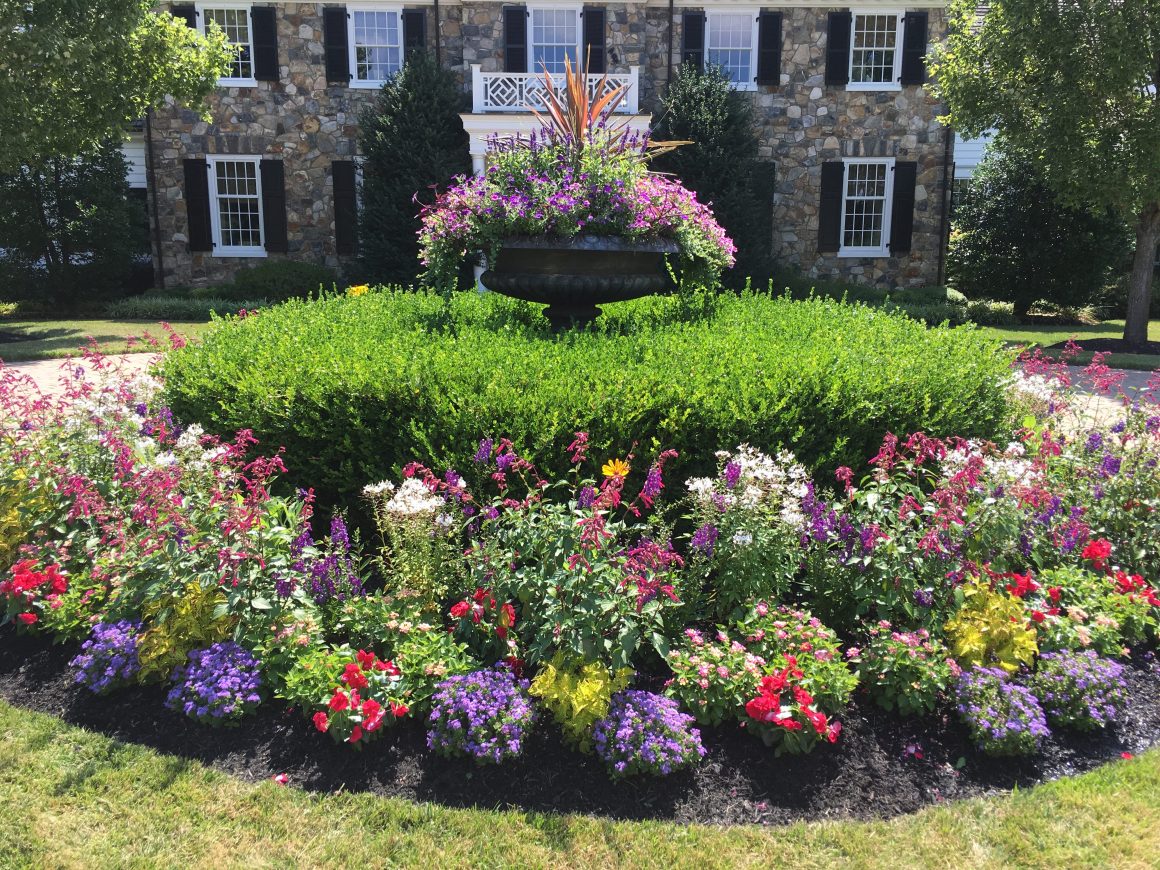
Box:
159, 289, 1013, 507
229, 261, 338, 302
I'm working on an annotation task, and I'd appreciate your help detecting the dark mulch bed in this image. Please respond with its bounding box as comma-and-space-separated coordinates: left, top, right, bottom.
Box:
2, 628, 1158, 827
1049, 337, 1160, 356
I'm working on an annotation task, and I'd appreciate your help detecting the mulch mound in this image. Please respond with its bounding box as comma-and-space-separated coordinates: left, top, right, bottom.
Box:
1049, 338, 1160, 356
2, 628, 1158, 827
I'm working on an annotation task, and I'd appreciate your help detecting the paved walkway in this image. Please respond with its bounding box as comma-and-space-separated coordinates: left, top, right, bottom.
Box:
4, 354, 156, 399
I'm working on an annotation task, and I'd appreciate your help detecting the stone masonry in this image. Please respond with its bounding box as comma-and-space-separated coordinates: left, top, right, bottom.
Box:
151, 2, 951, 288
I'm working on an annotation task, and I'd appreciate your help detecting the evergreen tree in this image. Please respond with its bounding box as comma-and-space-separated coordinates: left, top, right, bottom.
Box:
359, 53, 472, 285
651, 65, 774, 287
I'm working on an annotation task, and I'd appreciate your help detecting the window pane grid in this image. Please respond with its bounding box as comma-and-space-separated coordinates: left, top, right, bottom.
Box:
707, 13, 753, 85
843, 163, 887, 250
214, 161, 263, 250
851, 14, 897, 84
353, 10, 401, 81
204, 7, 253, 79
531, 9, 577, 75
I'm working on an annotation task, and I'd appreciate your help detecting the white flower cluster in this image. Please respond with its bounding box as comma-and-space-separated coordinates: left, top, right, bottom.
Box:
1008, 372, 1057, 407
374, 477, 445, 517
941, 439, 1040, 491
687, 444, 810, 529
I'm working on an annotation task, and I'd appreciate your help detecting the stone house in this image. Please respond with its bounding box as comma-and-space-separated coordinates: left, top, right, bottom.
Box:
143, 1, 955, 288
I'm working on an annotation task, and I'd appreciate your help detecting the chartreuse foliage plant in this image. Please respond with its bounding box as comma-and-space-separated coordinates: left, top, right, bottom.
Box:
160, 290, 1013, 506
529, 655, 633, 751
944, 579, 1038, 674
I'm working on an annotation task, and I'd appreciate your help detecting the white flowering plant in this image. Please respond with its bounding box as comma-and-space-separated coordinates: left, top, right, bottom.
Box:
363, 470, 462, 612
683, 445, 810, 622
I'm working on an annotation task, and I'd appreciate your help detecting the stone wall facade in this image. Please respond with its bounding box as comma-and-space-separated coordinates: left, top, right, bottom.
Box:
150, 2, 950, 288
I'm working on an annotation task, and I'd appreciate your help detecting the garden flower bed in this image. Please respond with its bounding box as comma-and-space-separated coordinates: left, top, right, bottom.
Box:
1, 337, 1159, 826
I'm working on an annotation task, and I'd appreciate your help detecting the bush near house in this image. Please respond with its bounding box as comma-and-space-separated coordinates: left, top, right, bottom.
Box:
159, 289, 1012, 507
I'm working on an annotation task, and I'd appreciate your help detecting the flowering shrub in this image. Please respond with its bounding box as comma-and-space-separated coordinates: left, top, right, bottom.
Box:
1027, 651, 1128, 731
944, 579, 1038, 673
529, 655, 634, 751
427, 665, 536, 764
166, 641, 263, 725
1, 560, 67, 627
70, 621, 141, 694
734, 602, 856, 713
593, 690, 705, 778
312, 648, 409, 746
665, 627, 768, 726
1026, 566, 1155, 657
743, 662, 842, 755
684, 445, 809, 621
418, 126, 735, 290
853, 621, 957, 717
955, 666, 1049, 756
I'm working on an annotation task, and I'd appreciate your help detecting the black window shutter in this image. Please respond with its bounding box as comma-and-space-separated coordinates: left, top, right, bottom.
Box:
333, 160, 358, 255
825, 11, 851, 87
171, 4, 197, 28
755, 11, 782, 86
582, 8, 606, 74
504, 6, 528, 73
681, 13, 705, 70
183, 159, 213, 252
402, 10, 427, 56
818, 161, 844, 253
900, 12, 928, 85
889, 161, 918, 254
260, 160, 288, 253
251, 7, 279, 80
323, 6, 350, 83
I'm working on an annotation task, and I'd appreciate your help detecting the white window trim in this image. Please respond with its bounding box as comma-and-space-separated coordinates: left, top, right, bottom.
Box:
704, 7, 761, 92
526, 5, 583, 75
347, 4, 405, 89
846, 8, 904, 93
206, 156, 267, 258
838, 157, 895, 258
196, 2, 258, 87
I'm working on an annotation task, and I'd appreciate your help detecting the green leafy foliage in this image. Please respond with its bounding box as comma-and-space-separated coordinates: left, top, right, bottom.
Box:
229, 261, 338, 302
105, 295, 268, 321
159, 290, 1013, 508
394, 627, 477, 714
358, 52, 471, 285
852, 622, 955, 718
136, 581, 234, 681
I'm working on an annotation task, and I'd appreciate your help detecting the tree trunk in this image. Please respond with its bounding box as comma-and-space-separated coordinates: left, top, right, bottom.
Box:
1123, 202, 1160, 350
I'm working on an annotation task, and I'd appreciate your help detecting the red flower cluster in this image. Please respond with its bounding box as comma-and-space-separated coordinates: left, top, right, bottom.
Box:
743, 659, 841, 745
314, 650, 407, 745
1112, 570, 1160, 608
450, 587, 517, 639
1, 561, 68, 625
1081, 538, 1113, 570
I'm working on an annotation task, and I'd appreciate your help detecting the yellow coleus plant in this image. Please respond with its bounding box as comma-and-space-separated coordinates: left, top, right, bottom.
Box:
529, 655, 633, 751
945, 578, 1038, 674
0, 469, 51, 573
137, 582, 234, 680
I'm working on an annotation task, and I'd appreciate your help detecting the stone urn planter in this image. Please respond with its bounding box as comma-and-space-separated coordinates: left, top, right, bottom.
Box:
480, 235, 681, 329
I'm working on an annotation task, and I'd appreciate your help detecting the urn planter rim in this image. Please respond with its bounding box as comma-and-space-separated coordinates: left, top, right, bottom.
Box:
496, 234, 681, 254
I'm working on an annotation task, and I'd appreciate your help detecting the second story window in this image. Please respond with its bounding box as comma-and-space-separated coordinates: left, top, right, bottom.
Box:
705, 10, 758, 90
849, 12, 903, 88
350, 7, 403, 86
198, 4, 255, 83
530, 7, 579, 75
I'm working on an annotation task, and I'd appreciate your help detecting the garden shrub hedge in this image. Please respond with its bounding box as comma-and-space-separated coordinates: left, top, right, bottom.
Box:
160, 290, 1013, 506
105, 294, 269, 321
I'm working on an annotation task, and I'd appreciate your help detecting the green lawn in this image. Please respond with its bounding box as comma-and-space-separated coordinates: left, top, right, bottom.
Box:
1, 702, 1157, 869
977, 319, 1160, 371
0, 320, 212, 362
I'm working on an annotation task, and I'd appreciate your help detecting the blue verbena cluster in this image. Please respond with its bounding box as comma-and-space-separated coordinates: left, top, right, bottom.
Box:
166, 641, 263, 725
592, 690, 706, 778
427, 665, 536, 764
955, 666, 1050, 757
1028, 651, 1128, 731
70, 621, 141, 694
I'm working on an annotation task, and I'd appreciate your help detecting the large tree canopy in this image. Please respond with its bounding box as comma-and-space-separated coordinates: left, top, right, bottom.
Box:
0, 0, 231, 171
930, 0, 1160, 347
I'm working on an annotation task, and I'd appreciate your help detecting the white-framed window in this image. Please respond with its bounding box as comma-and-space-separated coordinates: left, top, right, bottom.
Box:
207, 156, 266, 257
529, 6, 580, 75
839, 158, 894, 257
705, 9, 759, 91
197, 3, 256, 84
348, 5, 403, 87
848, 10, 904, 91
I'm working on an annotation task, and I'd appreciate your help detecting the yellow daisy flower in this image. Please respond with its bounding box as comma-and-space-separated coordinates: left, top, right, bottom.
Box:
601, 458, 630, 479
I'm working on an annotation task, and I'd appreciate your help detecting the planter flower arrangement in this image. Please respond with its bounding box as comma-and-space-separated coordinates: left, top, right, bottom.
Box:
2, 338, 1160, 799
418, 60, 736, 314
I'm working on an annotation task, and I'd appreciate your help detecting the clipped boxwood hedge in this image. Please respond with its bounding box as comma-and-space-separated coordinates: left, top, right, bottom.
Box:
160, 290, 1013, 507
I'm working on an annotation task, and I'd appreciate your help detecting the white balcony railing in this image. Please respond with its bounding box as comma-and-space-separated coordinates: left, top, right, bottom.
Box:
470, 65, 640, 115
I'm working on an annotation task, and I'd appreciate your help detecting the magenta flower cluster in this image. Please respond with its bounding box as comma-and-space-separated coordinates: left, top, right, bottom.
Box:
166, 641, 263, 725
593, 690, 706, 778
1028, 651, 1127, 731
70, 621, 141, 694
427, 665, 536, 764
955, 666, 1050, 757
